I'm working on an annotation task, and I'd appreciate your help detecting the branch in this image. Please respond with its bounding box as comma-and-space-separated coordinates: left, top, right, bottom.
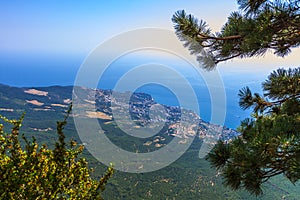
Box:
197, 33, 242, 41
265, 94, 300, 107
262, 170, 284, 183
215, 52, 243, 64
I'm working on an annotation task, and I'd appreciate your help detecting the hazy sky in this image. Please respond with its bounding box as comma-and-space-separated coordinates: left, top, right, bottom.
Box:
0, 0, 237, 54
0, 0, 299, 86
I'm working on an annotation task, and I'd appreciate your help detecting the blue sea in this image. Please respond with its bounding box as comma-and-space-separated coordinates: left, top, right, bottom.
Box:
0, 52, 271, 129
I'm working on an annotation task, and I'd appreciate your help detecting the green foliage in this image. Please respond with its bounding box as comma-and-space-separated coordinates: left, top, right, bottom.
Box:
0, 106, 114, 200
172, 0, 300, 69
1, 84, 299, 199
173, 0, 300, 196
206, 67, 300, 195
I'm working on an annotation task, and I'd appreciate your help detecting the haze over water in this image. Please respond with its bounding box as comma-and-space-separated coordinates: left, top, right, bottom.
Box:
0, 51, 269, 129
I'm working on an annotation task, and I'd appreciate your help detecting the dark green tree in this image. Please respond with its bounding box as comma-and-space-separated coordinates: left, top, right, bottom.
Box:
207, 67, 300, 195
172, 0, 300, 70
0, 106, 114, 199
172, 0, 300, 196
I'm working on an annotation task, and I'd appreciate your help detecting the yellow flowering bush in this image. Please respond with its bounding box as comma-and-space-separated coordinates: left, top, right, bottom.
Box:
0, 106, 113, 200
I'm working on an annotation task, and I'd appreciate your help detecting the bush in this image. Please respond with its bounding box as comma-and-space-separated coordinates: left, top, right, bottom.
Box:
0, 106, 113, 200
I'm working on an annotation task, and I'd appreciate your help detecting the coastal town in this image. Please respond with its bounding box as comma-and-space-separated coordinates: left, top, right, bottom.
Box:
90, 88, 240, 145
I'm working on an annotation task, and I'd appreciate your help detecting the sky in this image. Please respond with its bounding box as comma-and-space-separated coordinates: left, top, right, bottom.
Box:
0, 1, 236, 54
0, 0, 299, 86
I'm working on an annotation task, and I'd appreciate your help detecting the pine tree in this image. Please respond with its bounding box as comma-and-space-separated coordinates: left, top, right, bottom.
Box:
172, 0, 300, 70
172, 0, 300, 195
207, 68, 300, 195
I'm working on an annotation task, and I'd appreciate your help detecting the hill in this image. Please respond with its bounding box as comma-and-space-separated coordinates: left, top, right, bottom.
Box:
0, 83, 299, 199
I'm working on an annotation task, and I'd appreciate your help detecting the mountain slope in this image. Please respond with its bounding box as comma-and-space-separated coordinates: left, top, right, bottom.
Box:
0, 83, 299, 199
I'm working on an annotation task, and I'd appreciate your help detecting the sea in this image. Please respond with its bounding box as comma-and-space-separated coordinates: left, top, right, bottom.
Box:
0, 52, 273, 129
